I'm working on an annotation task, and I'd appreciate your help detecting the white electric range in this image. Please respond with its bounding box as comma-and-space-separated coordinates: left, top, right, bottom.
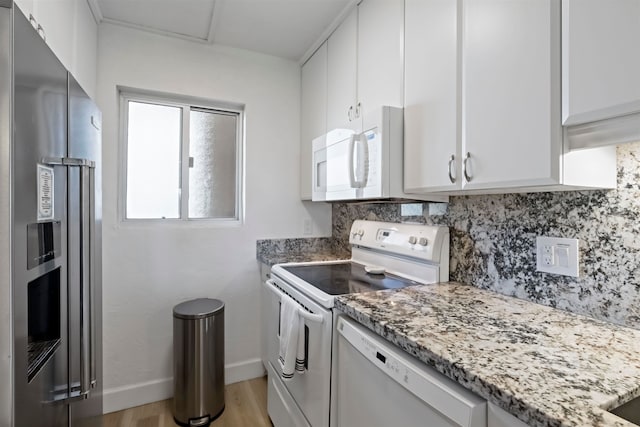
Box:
263, 220, 450, 427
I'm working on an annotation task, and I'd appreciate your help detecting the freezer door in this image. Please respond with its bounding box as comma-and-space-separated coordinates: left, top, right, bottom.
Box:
68, 74, 102, 427
67, 74, 103, 427
13, 7, 69, 427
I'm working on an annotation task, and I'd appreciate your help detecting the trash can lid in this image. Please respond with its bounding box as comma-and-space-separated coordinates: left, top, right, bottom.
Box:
173, 298, 224, 319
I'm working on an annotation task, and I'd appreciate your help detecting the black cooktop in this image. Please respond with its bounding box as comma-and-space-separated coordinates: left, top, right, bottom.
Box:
281, 262, 418, 295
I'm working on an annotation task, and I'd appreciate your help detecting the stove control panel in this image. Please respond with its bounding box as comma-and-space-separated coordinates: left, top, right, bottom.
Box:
376, 228, 394, 241
350, 220, 449, 262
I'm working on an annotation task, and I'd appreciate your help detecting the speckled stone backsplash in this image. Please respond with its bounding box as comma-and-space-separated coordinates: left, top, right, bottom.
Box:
332, 142, 640, 329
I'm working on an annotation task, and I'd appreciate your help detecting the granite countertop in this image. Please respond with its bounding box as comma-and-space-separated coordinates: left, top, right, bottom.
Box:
335, 282, 640, 427
256, 237, 350, 267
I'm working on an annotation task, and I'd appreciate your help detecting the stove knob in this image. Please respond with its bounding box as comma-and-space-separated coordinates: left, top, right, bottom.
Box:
418, 237, 428, 246
408, 236, 417, 245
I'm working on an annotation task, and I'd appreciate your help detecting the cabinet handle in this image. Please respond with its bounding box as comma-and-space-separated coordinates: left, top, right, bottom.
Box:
29, 14, 37, 28
463, 152, 472, 182
37, 24, 46, 41
355, 102, 361, 119
348, 106, 353, 122
448, 155, 456, 184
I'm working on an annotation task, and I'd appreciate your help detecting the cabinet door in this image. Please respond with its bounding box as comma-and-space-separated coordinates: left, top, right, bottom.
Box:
72, 0, 98, 98
404, 0, 459, 193
300, 42, 328, 200
327, 7, 357, 131
562, 0, 640, 125
14, 0, 35, 24
462, 0, 562, 190
357, 0, 404, 117
33, 0, 75, 70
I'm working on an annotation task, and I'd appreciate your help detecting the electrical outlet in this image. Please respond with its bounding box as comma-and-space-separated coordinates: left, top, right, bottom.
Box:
542, 246, 554, 267
536, 236, 579, 277
303, 219, 313, 236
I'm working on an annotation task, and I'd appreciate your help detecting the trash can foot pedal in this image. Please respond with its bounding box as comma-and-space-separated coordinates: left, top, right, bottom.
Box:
189, 415, 211, 427
173, 415, 211, 427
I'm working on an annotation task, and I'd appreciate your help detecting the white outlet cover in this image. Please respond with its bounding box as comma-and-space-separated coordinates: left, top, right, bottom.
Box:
303, 219, 313, 235
536, 236, 580, 277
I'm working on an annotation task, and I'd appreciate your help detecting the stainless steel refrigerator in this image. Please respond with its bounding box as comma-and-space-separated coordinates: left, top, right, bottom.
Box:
0, 2, 103, 426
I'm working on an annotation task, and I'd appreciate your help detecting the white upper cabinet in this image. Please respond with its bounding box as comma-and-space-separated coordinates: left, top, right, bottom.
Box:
356, 0, 404, 117
562, 0, 640, 126
404, 0, 459, 193
13, 0, 98, 98
35, 0, 76, 75
404, 0, 617, 195
462, 0, 562, 190
72, 0, 98, 98
300, 42, 328, 200
326, 0, 403, 132
562, 0, 640, 150
327, 7, 357, 132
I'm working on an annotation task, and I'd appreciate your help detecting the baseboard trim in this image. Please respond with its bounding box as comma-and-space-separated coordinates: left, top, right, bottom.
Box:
103, 358, 266, 414
224, 358, 265, 385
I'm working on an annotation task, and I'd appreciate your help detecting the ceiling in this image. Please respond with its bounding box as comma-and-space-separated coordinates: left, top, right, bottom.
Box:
91, 0, 354, 62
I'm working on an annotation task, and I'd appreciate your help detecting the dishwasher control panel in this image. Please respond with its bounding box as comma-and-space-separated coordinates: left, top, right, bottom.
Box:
339, 317, 411, 385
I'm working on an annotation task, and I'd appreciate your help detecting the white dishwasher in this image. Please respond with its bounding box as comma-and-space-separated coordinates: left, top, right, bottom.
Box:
334, 316, 487, 427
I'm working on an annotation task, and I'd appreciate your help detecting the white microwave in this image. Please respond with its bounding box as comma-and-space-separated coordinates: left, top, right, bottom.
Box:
311, 106, 448, 203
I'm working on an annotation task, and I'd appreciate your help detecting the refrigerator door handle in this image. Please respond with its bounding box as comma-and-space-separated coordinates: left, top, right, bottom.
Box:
78, 163, 95, 397
41, 157, 96, 401
88, 165, 97, 389
41, 156, 95, 168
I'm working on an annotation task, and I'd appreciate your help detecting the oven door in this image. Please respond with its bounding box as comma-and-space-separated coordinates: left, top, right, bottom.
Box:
264, 276, 332, 427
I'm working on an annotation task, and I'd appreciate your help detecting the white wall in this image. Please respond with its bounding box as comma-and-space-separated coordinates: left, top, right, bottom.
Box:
96, 23, 331, 413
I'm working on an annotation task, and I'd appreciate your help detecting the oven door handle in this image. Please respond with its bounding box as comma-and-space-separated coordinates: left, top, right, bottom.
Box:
265, 279, 324, 324
298, 307, 324, 324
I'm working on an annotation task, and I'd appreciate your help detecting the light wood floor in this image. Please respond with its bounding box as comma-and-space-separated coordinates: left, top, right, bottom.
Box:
103, 377, 271, 427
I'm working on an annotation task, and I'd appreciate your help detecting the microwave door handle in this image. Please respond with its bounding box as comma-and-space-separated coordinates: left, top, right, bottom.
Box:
358, 133, 369, 188
350, 133, 368, 189
348, 134, 357, 188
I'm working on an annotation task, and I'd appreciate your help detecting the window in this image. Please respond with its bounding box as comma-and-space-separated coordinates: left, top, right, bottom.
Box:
120, 90, 243, 222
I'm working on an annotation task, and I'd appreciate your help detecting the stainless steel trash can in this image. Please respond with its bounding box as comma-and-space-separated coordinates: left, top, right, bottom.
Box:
173, 298, 225, 426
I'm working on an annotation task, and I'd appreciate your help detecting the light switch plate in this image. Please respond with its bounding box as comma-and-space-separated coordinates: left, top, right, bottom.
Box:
536, 236, 579, 277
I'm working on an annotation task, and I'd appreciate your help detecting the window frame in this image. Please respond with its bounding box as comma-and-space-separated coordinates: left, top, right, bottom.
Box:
118, 87, 245, 226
